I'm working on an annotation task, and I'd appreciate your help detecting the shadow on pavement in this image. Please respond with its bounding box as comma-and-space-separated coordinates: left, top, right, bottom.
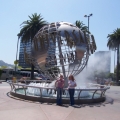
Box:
6, 92, 114, 108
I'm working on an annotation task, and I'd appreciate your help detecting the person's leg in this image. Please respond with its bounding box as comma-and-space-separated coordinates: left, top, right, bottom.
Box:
69, 89, 72, 105
71, 89, 75, 105
59, 88, 63, 105
57, 88, 60, 105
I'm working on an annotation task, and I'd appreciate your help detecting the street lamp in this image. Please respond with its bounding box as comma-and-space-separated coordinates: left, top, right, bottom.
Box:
84, 13, 93, 33
84, 13, 93, 69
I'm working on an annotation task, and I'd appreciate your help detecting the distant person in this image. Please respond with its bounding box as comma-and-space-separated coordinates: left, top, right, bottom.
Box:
55, 75, 64, 106
68, 75, 77, 106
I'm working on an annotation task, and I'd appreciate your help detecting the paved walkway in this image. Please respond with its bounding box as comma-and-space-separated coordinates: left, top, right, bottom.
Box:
0, 82, 120, 120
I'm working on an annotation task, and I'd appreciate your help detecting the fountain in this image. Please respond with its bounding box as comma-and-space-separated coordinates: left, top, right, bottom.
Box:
26, 82, 89, 98
8, 21, 110, 104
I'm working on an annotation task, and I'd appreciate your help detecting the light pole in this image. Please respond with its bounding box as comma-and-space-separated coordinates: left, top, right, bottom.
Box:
84, 13, 93, 68
114, 49, 116, 81
84, 13, 93, 33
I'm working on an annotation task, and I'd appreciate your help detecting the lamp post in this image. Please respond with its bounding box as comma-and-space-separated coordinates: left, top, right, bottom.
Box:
84, 13, 93, 68
84, 13, 93, 33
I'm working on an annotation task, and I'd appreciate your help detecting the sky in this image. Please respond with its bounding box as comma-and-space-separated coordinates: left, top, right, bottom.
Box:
0, 0, 120, 73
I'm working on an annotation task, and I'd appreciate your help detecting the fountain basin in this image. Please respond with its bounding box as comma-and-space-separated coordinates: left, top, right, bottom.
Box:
8, 80, 110, 104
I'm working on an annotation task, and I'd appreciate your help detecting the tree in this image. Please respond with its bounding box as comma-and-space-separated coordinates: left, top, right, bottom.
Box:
107, 28, 120, 83
75, 20, 89, 33
18, 13, 47, 79
0, 66, 7, 69
114, 65, 120, 79
14, 60, 18, 65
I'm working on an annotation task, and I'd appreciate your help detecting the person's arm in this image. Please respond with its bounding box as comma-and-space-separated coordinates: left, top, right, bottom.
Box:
69, 84, 72, 87
73, 82, 77, 87
62, 83, 64, 88
68, 81, 71, 87
74, 83, 77, 87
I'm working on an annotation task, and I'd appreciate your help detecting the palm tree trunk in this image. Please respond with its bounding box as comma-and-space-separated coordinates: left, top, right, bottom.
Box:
30, 38, 34, 80
114, 50, 116, 81
117, 44, 119, 84
15, 37, 19, 74
31, 64, 34, 79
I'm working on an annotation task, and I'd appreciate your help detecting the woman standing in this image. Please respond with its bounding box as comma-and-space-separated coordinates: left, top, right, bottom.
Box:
68, 75, 77, 106
55, 75, 64, 106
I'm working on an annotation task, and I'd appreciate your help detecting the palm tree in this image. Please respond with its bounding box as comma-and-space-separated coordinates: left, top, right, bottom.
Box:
107, 28, 120, 83
75, 20, 89, 33
18, 13, 47, 79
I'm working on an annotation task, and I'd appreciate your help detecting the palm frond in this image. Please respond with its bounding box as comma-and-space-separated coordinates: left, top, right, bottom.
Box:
17, 13, 47, 43
107, 28, 120, 50
75, 20, 89, 33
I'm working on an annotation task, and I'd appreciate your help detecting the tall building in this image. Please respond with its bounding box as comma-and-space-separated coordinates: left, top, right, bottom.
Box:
18, 40, 31, 68
94, 51, 111, 73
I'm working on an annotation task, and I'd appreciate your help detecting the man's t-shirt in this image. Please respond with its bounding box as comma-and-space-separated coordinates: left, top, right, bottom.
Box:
56, 79, 64, 88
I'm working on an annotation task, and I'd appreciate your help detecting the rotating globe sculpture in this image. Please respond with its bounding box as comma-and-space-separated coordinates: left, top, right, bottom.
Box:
24, 21, 97, 86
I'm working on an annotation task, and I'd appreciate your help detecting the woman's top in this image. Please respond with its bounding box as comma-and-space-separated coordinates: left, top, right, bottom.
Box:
68, 80, 76, 89
55, 79, 64, 88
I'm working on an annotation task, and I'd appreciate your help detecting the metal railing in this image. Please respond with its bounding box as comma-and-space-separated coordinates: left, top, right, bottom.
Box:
7, 80, 110, 100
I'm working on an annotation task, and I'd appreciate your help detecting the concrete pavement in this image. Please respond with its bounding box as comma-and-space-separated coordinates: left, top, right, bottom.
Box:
0, 82, 120, 120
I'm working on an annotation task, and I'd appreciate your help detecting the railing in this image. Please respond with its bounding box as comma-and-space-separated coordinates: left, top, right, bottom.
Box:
14, 79, 52, 84
7, 80, 110, 100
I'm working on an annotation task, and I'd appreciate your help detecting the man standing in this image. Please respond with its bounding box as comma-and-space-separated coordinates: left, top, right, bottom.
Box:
55, 75, 64, 106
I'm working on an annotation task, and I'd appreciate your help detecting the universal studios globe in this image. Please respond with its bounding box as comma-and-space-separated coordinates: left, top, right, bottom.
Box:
24, 21, 97, 85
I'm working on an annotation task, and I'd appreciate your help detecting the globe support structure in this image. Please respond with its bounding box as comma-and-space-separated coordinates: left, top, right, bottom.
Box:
23, 22, 97, 87
57, 35, 68, 87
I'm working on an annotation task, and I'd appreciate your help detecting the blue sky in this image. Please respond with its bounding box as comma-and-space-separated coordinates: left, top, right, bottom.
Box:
0, 0, 120, 72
